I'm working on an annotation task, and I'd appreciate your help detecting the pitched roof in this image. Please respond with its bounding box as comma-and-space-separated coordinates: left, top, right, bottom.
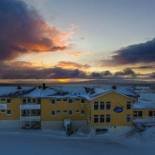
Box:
0, 85, 138, 100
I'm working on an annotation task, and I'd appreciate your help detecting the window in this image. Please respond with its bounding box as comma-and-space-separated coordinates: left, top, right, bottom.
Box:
32, 98, 36, 103
21, 110, 29, 116
81, 99, 85, 103
69, 110, 72, 115
1, 110, 5, 113
37, 98, 41, 104
7, 110, 12, 115
138, 111, 142, 117
63, 110, 67, 113
149, 111, 155, 117
27, 98, 31, 103
57, 98, 61, 101
21, 110, 25, 116
69, 99, 73, 103
100, 115, 104, 123
126, 114, 131, 122
106, 114, 111, 123
94, 115, 99, 123
81, 110, 85, 114
149, 111, 153, 117
100, 102, 104, 110
23, 99, 26, 104
106, 103, 111, 110
51, 111, 55, 115
63, 98, 67, 102
7, 98, 11, 103
94, 101, 99, 110
133, 111, 143, 117
106, 101, 111, 104
56, 110, 60, 113
51, 99, 55, 104
127, 104, 131, 109
31, 110, 40, 116
1, 98, 6, 102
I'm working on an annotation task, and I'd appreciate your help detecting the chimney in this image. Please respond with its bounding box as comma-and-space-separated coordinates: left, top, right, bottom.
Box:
42, 83, 46, 89
112, 85, 117, 90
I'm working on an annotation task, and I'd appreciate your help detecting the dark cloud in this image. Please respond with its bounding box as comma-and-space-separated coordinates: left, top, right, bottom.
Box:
90, 71, 112, 79
0, 61, 112, 79
48, 67, 87, 78
56, 61, 90, 69
0, 0, 70, 61
132, 65, 155, 70
103, 38, 155, 65
0, 62, 87, 79
0, 61, 152, 79
149, 72, 155, 78
115, 68, 136, 77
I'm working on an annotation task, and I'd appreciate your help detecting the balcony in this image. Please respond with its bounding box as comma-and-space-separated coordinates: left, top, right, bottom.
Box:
20, 104, 40, 110
20, 116, 40, 121
0, 104, 7, 110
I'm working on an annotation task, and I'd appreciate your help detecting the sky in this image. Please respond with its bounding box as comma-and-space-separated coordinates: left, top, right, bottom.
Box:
0, 0, 155, 79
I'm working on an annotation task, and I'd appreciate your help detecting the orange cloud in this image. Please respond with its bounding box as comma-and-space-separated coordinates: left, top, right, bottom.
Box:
0, 0, 73, 61
61, 50, 82, 56
56, 61, 91, 70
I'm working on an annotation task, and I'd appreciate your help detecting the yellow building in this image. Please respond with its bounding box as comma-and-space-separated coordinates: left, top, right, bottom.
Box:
89, 90, 137, 129
0, 85, 155, 131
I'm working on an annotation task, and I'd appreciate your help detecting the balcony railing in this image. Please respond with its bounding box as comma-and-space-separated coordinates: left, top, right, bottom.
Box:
20, 104, 40, 110
20, 116, 40, 121
0, 104, 7, 110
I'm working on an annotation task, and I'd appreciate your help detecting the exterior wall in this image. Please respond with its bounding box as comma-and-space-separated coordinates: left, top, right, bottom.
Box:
41, 98, 89, 122
42, 120, 87, 130
0, 93, 154, 130
89, 92, 137, 129
0, 98, 21, 120
133, 109, 155, 119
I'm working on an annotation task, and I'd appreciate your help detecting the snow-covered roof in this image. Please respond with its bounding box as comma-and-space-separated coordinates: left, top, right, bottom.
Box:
0, 85, 138, 100
22, 85, 138, 100
139, 93, 155, 104
0, 86, 34, 97
132, 102, 155, 109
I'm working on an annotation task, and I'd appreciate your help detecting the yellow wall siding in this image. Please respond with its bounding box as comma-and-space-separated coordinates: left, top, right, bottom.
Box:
89, 92, 136, 128
133, 109, 155, 119
0, 92, 154, 129
41, 98, 88, 121
0, 98, 21, 120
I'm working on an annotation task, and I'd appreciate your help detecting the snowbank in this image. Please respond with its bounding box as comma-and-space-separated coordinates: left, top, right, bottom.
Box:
0, 127, 155, 155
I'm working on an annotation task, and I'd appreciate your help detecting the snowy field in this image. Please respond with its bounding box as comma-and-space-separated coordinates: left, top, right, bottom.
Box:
0, 128, 155, 155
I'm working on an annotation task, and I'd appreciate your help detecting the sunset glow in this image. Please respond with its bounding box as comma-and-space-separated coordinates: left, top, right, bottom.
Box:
0, 0, 155, 79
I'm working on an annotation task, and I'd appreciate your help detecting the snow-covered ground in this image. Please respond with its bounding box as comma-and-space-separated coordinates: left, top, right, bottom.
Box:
0, 127, 155, 155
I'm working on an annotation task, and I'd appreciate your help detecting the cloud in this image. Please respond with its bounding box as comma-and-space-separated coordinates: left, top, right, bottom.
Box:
115, 68, 136, 77
0, 61, 152, 79
131, 65, 155, 70
0, 0, 71, 61
103, 38, 155, 65
0, 61, 87, 79
0, 61, 111, 79
149, 72, 155, 78
56, 61, 90, 70
48, 67, 87, 79
61, 50, 82, 57
90, 71, 112, 79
